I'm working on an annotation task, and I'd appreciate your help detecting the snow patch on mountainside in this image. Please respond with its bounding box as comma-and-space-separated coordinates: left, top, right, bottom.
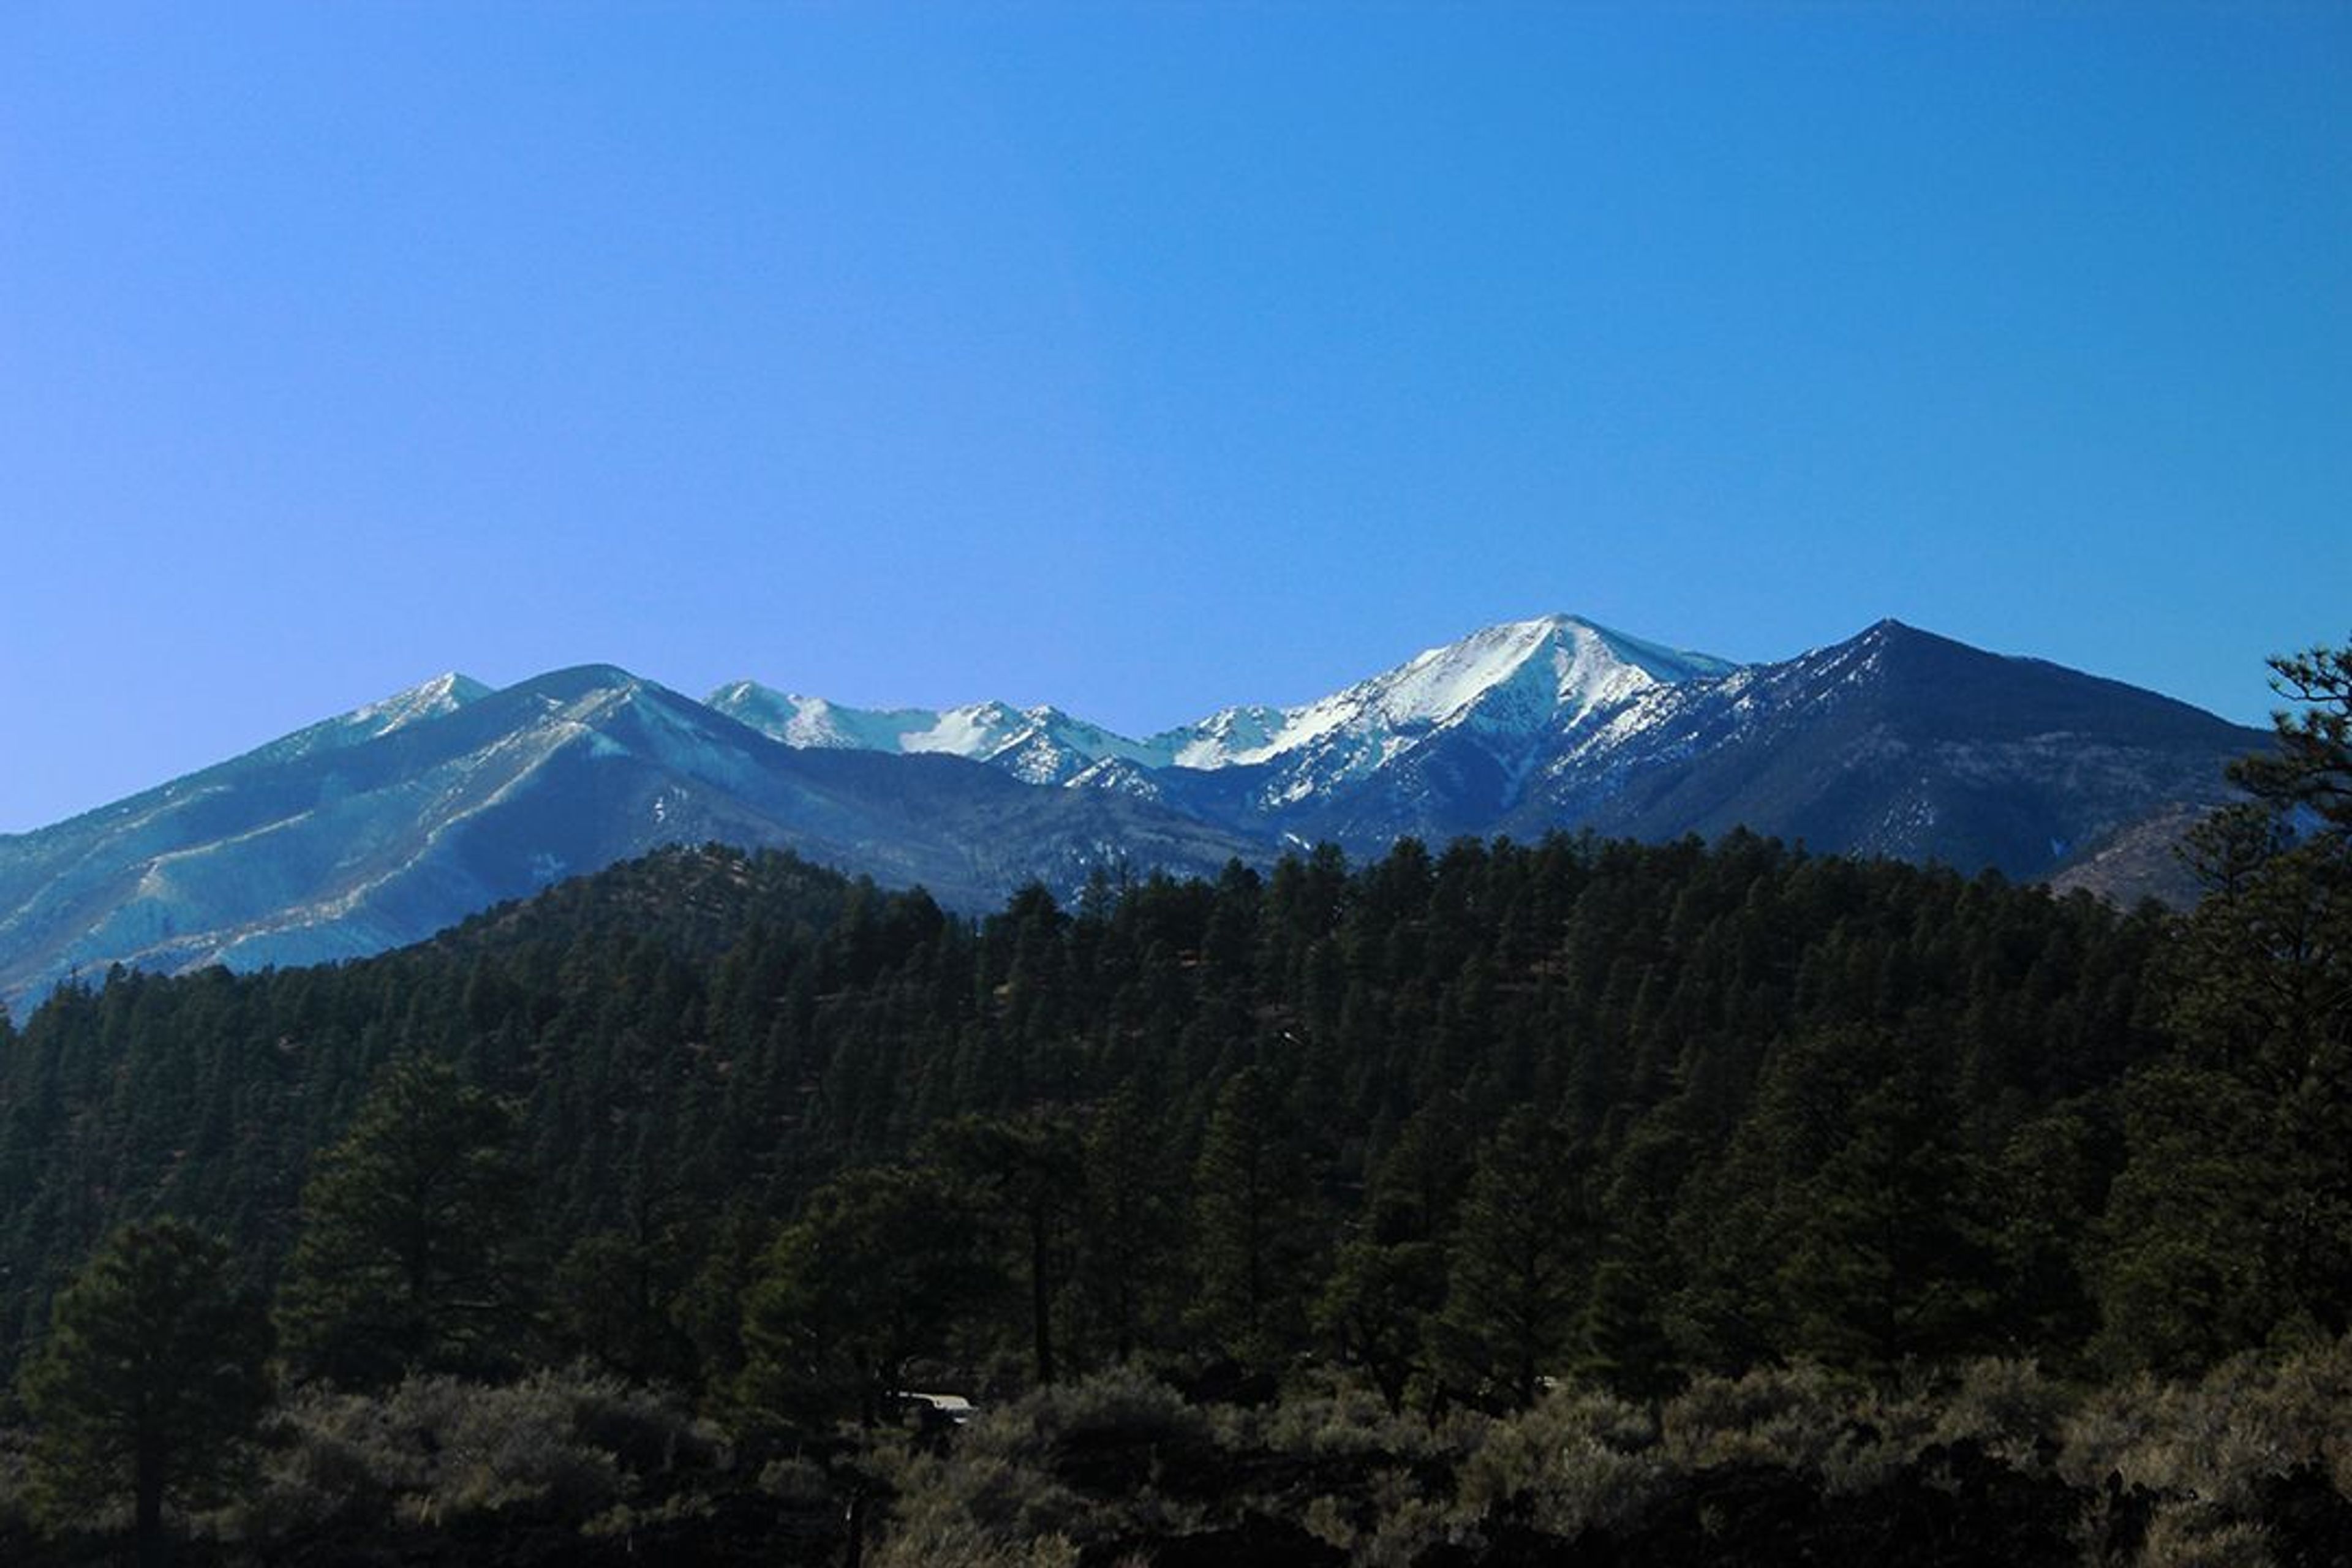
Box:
1154, 706, 1287, 769
1067, 758, 1166, 801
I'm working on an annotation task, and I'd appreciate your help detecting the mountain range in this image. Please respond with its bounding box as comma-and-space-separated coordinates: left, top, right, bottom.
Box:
0, 614, 2264, 1006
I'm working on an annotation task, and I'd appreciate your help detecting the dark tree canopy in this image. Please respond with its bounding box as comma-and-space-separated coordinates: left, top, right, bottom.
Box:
1431, 1107, 1588, 1409
736, 1163, 995, 1431
2100, 636, 2352, 1370
274, 1055, 530, 1389
18, 1218, 270, 1567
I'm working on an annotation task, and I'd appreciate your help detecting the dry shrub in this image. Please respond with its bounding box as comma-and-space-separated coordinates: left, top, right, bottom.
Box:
871, 1369, 1213, 1567
0, 1426, 41, 1532
1931, 1357, 2071, 1466
579, 1488, 714, 1540
244, 1365, 715, 1534
2052, 1338, 2352, 1568
1354, 1493, 1468, 1568
1727, 1357, 2071, 1503
2057, 1371, 2167, 1492
1819, 1382, 1939, 1496
242, 1381, 425, 1533
2135, 1509, 2274, 1568
2062, 1338, 2352, 1513
759, 1453, 834, 1503
1003, 1362, 1212, 1467
1300, 1491, 1355, 1551
868, 1449, 1082, 1568
1456, 1387, 1668, 1540
1222, 1374, 1473, 1563
1662, 1361, 1862, 1475
430, 1372, 622, 1517
1240, 1374, 1456, 1467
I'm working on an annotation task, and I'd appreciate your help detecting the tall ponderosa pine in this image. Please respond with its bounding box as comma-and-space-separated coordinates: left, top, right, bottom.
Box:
552, 1155, 700, 1389
1079, 1080, 1182, 1364
737, 1163, 996, 1430
275, 1055, 530, 1389
1433, 1107, 1588, 1409
1776, 1050, 1994, 1369
1315, 1098, 1466, 1411
2101, 639, 2352, 1369
925, 1110, 1085, 1385
1316, 1235, 1444, 1414
1189, 1065, 1321, 1368
19, 1219, 270, 1568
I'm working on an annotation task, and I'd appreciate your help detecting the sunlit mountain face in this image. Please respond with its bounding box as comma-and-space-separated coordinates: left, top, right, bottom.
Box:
0, 616, 2261, 1005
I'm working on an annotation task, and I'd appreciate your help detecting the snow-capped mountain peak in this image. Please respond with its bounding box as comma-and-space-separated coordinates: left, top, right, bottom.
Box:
708, 684, 1163, 785
365, 671, 495, 728
704, 682, 934, 752
0, 616, 2267, 1005
1342, 613, 1728, 731
718, 614, 1736, 799
246, 671, 492, 769
1147, 614, 1735, 778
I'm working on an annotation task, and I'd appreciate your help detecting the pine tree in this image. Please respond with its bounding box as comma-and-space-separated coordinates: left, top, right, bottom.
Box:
1431, 1107, 1588, 1409
1316, 1235, 1444, 1413
275, 1055, 530, 1388
672, 1201, 774, 1390
552, 1153, 698, 1387
1313, 1098, 1466, 1410
1188, 1066, 1321, 1368
19, 1219, 271, 1568
1582, 1246, 1679, 1414
1777, 1055, 1994, 1370
926, 1110, 1085, 1385
1079, 1080, 1182, 1364
737, 1164, 995, 1430
2094, 1063, 2283, 1372
2101, 639, 2352, 1366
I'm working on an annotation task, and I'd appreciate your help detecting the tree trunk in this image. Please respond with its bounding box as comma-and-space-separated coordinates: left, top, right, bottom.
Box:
135, 1438, 168, 1568
1030, 1205, 1057, 1385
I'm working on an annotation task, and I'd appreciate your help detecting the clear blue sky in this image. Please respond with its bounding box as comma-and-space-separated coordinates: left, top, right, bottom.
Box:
2, 3, 2346, 832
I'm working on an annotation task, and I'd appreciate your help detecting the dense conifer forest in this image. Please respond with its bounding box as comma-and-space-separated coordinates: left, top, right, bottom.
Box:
0, 645, 2345, 1567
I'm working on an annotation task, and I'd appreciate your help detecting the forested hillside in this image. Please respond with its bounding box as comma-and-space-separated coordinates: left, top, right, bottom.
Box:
0, 832, 2170, 1391
0, 644, 2343, 1566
